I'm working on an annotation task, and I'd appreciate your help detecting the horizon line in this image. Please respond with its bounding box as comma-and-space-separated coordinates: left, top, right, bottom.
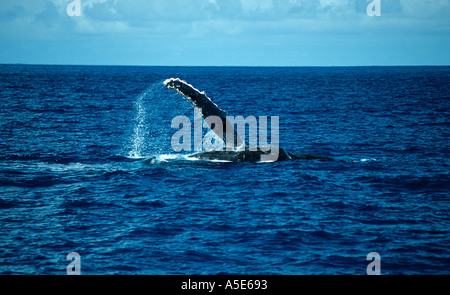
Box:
1, 63, 450, 68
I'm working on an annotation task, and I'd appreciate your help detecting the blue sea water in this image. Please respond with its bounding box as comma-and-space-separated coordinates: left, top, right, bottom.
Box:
0, 65, 449, 275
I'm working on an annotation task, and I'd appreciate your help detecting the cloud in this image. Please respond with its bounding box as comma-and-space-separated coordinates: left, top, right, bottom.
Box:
240, 0, 273, 13
0, 0, 448, 66
0, 5, 26, 22
34, 1, 61, 28
400, 0, 450, 17
2, 0, 449, 39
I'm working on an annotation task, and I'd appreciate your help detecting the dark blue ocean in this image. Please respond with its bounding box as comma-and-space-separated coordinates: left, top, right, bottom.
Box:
0, 65, 449, 275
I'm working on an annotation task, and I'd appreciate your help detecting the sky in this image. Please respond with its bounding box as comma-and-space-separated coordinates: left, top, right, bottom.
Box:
0, 0, 449, 66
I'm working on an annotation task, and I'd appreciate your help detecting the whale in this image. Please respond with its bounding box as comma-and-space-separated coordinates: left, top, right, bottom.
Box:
164, 78, 333, 163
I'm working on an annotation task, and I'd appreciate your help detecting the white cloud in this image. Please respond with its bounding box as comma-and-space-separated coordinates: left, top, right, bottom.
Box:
400, 0, 450, 17
0, 0, 448, 65
1, 0, 449, 43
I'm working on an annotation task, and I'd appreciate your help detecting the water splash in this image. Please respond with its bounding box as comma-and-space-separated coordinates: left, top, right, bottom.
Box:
129, 87, 151, 159
126, 80, 195, 159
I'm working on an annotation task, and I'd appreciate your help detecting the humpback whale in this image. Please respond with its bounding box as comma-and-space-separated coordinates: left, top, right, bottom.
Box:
164, 78, 333, 163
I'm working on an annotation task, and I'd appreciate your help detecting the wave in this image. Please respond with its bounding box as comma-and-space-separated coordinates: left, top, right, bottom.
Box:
135, 153, 238, 166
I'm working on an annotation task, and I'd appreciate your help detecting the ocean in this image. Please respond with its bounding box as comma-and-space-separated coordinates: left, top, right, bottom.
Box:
0, 65, 449, 274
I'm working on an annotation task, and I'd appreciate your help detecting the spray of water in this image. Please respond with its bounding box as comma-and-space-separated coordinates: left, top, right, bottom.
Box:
127, 80, 213, 160
129, 88, 150, 159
